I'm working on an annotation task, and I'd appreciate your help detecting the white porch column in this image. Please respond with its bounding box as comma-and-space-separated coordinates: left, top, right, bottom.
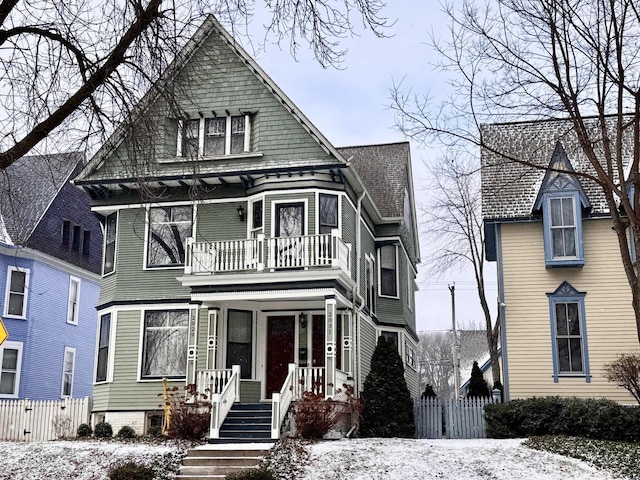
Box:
187, 306, 200, 386
206, 309, 219, 370
325, 298, 337, 397
343, 311, 352, 375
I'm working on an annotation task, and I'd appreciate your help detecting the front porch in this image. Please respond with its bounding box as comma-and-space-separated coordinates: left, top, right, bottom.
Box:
195, 364, 348, 440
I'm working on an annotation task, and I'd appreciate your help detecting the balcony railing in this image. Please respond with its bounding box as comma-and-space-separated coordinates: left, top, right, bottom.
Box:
185, 231, 351, 275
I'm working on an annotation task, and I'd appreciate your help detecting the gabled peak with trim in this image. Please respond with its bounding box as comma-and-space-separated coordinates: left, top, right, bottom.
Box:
533, 142, 591, 212
548, 280, 585, 297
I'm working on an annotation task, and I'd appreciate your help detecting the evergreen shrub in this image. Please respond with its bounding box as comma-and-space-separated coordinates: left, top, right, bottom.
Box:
360, 336, 414, 437
94, 421, 113, 438
467, 361, 490, 397
76, 423, 92, 438
117, 425, 136, 439
108, 462, 155, 480
485, 396, 640, 440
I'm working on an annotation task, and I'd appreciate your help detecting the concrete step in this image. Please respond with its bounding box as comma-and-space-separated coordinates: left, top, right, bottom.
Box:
183, 456, 264, 467
178, 444, 274, 478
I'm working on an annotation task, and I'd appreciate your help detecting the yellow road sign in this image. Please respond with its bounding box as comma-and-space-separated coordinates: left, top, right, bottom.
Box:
0, 317, 7, 345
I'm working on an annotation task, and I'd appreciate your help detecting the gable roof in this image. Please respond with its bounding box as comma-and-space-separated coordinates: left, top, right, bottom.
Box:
338, 142, 411, 219
0, 152, 83, 245
75, 14, 349, 186
480, 117, 632, 220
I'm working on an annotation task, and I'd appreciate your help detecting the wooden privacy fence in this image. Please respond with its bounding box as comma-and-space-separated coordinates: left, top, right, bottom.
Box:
414, 396, 497, 439
0, 397, 92, 442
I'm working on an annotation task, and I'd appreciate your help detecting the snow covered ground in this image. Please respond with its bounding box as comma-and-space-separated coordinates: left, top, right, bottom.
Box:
0, 440, 184, 480
0, 438, 620, 480
299, 438, 618, 480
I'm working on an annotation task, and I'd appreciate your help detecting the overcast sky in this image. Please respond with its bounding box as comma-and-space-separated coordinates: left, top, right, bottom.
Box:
238, 1, 498, 332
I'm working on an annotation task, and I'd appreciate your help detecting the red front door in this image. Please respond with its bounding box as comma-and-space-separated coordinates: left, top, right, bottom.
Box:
266, 316, 295, 397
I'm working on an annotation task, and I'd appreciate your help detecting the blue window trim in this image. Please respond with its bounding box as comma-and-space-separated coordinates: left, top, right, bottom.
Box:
541, 191, 585, 267
547, 281, 590, 383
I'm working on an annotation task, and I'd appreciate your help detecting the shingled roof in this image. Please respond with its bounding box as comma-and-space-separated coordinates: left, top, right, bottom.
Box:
480, 117, 633, 220
338, 141, 411, 219
0, 152, 83, 245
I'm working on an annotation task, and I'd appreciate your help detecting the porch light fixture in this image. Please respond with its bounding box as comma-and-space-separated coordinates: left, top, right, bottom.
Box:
237, 205, 245, 222
299, 312, 308, 328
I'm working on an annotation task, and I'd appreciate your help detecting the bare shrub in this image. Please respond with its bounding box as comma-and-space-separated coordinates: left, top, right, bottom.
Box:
604, 353, 640, 404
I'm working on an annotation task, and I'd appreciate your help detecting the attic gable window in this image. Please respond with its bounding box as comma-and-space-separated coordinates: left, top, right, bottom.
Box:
177, 114, 250, 158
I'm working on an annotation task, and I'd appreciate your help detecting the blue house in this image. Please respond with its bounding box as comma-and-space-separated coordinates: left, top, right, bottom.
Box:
0, 153, 102, 400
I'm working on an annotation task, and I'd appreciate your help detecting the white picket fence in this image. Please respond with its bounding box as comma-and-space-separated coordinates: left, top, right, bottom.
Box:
414, 396, 497, 439
0, 397, 92, 442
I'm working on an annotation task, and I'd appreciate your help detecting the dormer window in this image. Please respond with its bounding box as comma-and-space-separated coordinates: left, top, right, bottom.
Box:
534, 143, 589, 268
178, 114, 251, 158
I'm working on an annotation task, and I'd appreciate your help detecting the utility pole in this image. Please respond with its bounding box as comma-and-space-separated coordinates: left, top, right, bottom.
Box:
449, 283, 460, 399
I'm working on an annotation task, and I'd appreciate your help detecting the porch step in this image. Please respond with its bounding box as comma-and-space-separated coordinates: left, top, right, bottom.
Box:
177, 444, 273, 480
211, 402, 274, 444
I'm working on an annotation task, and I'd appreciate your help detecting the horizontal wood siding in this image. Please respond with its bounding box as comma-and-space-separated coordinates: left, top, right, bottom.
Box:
240, 381, 261, 403
501, 219, 638, 403
405, 362, 419, 397
107, 309, 184, 410
196, 203, 247, 241
359, 316, 377, 382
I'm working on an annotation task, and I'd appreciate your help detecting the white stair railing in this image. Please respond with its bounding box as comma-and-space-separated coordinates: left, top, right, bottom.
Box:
209, 365, 241, 438
271, 364, 296, 439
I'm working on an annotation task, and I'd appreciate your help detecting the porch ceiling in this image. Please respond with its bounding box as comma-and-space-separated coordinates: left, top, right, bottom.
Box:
189, 287, 352, 308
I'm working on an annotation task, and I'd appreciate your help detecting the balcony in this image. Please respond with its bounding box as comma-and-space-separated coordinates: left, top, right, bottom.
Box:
184, 231, 351, 277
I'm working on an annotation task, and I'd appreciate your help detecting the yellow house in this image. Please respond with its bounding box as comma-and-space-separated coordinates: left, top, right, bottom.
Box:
481, 118, 638, 404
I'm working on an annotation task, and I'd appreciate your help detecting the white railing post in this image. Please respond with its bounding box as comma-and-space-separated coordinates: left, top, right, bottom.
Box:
257, 234, 265, 271
232, 365, 241, 402
271, 392, 281, 440
271, 363, 297, 439
185, 237, 194, 274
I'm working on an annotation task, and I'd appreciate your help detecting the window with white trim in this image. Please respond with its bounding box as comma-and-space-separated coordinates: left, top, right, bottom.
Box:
67, 277, 80, 325
61, 347, 75, 398
141, 310, 189, 379
147, 206, 193, 267
4, 266, 29, 318
178, 114, 251, 157
379, 244, 398, 298
251, 199, 263, 238
95, 313, 111, 383
380, 330, 399, 351
0, 341, 22, 397
103, 212, 117, 275
319, 193, 338, 234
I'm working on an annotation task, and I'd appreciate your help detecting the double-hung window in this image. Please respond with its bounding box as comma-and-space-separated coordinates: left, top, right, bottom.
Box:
4, 266, 29, 318
61, 347, 75, 398
542, 192, 584, 267
178, 114, 250, 157
548, 281, 590, 382
95, 313, 111, 383
379, 244, 399, 298
103, 212, 117, 275
0, 341, 22, 397
147, 206, 193, 267
67, 277, 80, 325
141, 310, 189, 379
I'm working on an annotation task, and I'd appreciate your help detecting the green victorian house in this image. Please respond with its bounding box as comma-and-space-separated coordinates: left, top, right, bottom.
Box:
74, 15, 420, 440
